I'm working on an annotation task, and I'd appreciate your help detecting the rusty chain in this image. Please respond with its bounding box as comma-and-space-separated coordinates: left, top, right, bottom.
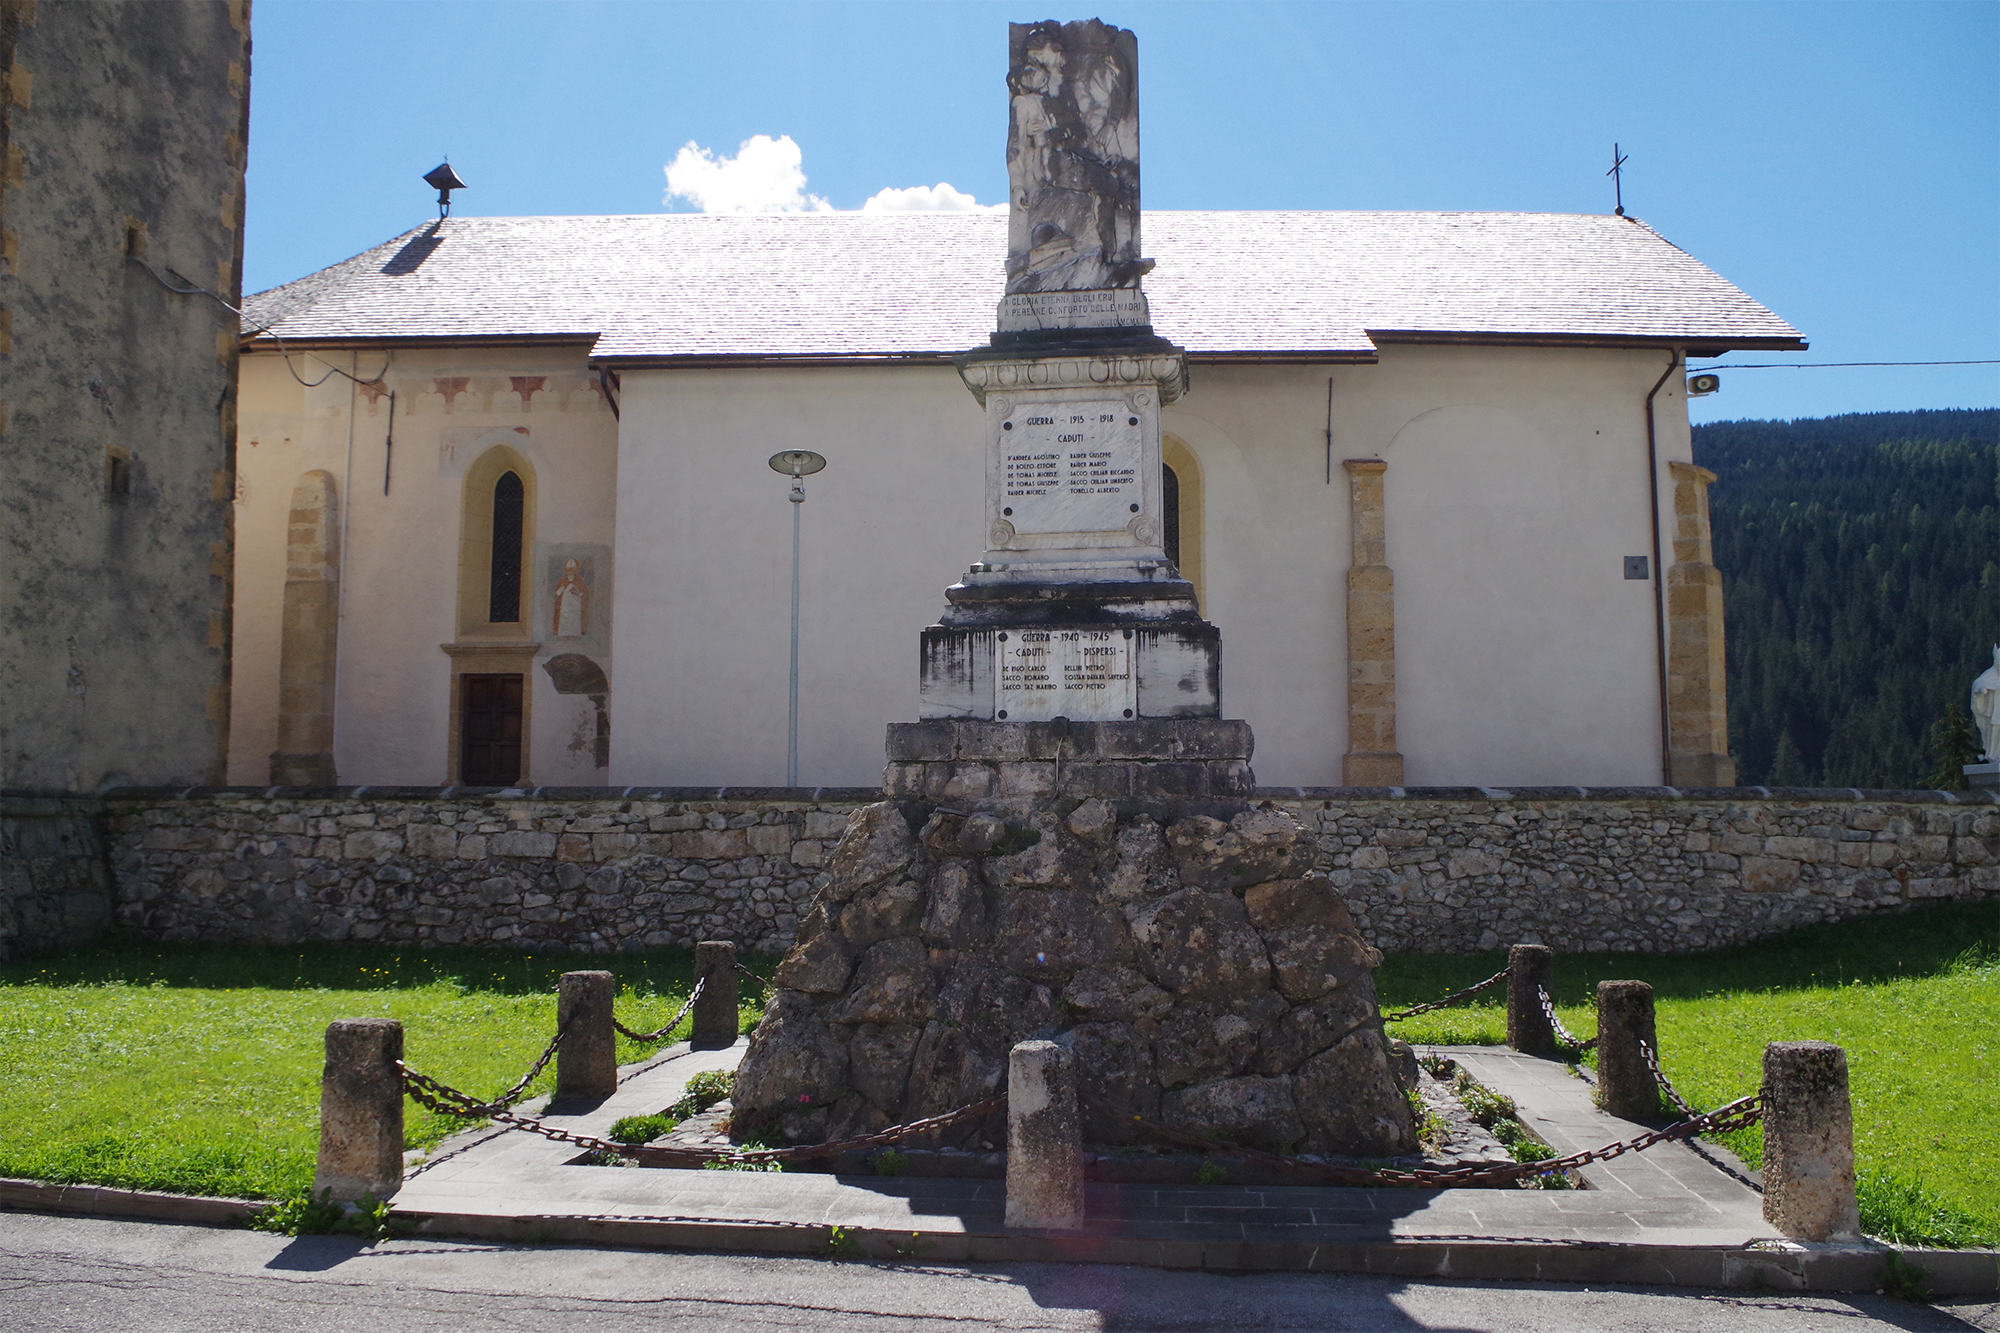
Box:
1082, 1089, 1761, 1189
729, 1096, 1006, 1164
1538, 986, 1599, 1054
613, 977, 705, 1044
1381, 967, 1508, 1022
1640, 1038, 1699, 1118
398, 1057, 1001, 1167
398, 1011, 574, 1119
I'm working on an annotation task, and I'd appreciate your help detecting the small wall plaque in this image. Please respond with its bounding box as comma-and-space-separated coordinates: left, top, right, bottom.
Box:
996, 628, 1136, 722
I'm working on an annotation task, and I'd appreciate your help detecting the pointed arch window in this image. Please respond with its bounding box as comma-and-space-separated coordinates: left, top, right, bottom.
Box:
489, 471, 524, 622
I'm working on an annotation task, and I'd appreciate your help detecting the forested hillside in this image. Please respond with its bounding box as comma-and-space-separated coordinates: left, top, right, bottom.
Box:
1693, 408, 1999, 788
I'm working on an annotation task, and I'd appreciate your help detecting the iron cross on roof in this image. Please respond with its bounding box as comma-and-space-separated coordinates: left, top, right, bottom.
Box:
1608, 143, 1630, 217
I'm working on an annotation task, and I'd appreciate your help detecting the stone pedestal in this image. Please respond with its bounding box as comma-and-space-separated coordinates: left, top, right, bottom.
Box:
692, 941, 739, 1050
556, 970, 616, 1101
1506, 944, 1557, 1058
1965, 762, 1999, 790
730, 799, 1415, 1159
921, 344, 1225, 729
1593, 980, 1659, 1119
1005, 1039, 1084, 1230
1762, 1040, 1860, 1241
314, 1018, 403, 1202
885, 718, 1253, 808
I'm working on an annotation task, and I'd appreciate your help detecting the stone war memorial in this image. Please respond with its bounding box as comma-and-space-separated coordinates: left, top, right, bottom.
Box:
731, 19, 1416, 1160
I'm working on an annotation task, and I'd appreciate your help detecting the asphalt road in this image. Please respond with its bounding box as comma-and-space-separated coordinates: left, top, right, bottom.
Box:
0, 1213, 1993, 1333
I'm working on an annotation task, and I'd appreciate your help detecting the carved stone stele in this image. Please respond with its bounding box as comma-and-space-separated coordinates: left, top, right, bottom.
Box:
1004, 18, 1149, 296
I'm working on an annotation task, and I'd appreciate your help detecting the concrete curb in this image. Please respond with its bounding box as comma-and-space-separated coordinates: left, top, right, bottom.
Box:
0, 1176, 260, 1226
4, 1173, 1994, 1296
401, 1207, 2000, 1293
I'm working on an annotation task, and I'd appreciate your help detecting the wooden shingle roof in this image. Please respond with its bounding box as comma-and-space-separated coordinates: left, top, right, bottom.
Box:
243, 210, 1805, 363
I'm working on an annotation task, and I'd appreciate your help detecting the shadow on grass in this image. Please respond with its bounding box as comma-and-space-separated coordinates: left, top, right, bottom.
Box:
0, 938, 773, 999
1375, 896, 2000, 1007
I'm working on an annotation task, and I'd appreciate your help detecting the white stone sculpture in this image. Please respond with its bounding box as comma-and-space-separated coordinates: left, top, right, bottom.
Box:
1973, 644, 2000, 761
1004, 18, 1150, 295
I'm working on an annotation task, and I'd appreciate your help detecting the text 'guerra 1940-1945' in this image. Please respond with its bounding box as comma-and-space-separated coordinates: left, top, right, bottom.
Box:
996, 628, 1136, 722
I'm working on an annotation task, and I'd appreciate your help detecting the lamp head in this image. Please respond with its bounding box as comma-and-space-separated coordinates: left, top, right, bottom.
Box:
767, 449, 827, 478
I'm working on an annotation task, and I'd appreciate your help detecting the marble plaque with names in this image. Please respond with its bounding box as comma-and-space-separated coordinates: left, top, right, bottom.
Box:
995, 628, 1136, 722
1000, 401, 1142, 535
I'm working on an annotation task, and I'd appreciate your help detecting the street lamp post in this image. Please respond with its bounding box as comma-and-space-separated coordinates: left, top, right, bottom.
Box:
767, 450, 827, 787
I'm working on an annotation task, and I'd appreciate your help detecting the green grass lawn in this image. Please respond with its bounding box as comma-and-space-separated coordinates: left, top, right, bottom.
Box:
2, 902, 1995, 1247
1380, 897, 2000, 1246
0, 942, 766, 1202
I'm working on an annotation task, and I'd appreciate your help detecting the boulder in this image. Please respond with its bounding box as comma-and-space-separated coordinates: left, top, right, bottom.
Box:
772, 905, 854, 993
1256, 986, 1377, 1075
1153, 998, 1274, 1089
919, 860, 990, 950
1245, 874, 1377, 1001
733, 990, 849, 1113
829, 938, 936, 1025
1167, 809, 1317, 892
848, 1021, 922, 1116
1294, 1031, 1419, 1156
1125, 888, 1272, 997
1060, 965, 1174, 1024
840, 878, 925, 949
825, 803, 915, 903
1162, 1075, 1305, 1154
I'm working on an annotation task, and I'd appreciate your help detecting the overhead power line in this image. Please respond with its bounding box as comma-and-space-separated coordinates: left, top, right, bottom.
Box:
1688, 359, 2000, 370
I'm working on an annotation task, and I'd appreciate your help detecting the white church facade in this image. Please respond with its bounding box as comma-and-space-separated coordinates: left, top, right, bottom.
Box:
230, 209, 1803, 792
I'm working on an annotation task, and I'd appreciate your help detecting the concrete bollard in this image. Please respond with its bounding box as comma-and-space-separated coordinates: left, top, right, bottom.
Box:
692, 941, 739, 1050
557, 970, 617, 1101
1005, 1039, 1084, 1230
1593, 980, 1659, 1119
1762, 1041, 1861, 1240
1505, 944, 1557, 1057
314, 1018, 404, 1202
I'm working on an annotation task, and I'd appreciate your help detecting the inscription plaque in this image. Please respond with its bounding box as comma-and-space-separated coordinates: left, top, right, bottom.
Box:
1000, 399, 1142, 535
995, 628, 1136, 722
996, 288, 1151, 333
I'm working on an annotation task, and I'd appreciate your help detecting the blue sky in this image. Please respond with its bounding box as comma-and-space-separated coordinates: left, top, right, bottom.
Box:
245, 0, 1997, 424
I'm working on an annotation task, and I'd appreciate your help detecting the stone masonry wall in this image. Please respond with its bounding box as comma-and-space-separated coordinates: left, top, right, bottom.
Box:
92, 785, 2000, 958
1269, 787, 1999, 954
1, 794, 115, 962
107, 788, 879, 955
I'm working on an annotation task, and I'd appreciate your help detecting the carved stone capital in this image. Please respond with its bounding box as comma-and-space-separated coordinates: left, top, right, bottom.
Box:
957, 349, 1188, 407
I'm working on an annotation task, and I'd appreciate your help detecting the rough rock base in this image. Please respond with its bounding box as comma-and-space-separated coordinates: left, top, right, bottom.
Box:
732, 795, 1417, 1158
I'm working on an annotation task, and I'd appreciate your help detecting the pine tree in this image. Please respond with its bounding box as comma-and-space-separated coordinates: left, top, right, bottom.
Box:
1924, 703, 1982, 791
1768, 732, 1814, 787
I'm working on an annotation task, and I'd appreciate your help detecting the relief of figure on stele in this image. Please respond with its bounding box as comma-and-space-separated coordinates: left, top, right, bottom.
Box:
1005, 19, 1153, 295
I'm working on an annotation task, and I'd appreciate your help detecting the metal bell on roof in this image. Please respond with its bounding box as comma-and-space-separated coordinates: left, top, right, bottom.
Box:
423, 161, 468, 217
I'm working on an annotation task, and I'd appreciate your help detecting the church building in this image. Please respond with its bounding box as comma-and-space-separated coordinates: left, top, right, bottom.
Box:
230, 208, 1803, 791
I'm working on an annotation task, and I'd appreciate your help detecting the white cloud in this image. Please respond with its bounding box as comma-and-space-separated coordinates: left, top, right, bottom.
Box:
860, 182, 1005, 213
663, 134, 832, 214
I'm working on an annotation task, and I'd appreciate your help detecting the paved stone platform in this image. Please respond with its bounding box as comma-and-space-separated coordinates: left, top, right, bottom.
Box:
382, 1039, 1998, 1293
